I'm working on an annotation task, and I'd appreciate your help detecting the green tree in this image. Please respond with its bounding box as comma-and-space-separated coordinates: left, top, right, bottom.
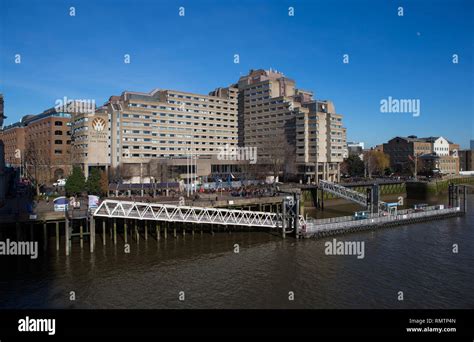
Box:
344, 155, 365, 177
86, 168, 102, 195
65, 166, 86, 195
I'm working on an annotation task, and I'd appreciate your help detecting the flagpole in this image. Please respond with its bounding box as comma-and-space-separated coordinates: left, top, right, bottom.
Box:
187, 147, 190, 197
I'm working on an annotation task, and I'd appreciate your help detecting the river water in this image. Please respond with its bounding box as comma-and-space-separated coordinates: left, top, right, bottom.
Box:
1, 194, 473, 309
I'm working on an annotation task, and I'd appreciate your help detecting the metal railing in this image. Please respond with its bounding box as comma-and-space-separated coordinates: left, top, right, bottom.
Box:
93, 199, 307, 229
304, 206, 461, 234
319, 180, 367, 206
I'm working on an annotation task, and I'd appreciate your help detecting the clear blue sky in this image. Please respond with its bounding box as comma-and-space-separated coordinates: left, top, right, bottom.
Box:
1, 0, 473, 148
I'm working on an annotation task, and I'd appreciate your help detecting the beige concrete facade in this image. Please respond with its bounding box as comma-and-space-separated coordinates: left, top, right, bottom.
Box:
67, 86, 240, 181
63, 71, 347, 183
103, 87, 238, 170
237, 69, 347, 182
70, 109, 110, 177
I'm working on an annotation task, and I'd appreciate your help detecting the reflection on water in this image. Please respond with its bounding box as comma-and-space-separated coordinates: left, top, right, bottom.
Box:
0, 195, 473, 309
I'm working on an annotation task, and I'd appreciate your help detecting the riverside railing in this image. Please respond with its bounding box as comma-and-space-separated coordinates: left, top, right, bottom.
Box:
94, 199, 307, 229
304, 206, 461, 234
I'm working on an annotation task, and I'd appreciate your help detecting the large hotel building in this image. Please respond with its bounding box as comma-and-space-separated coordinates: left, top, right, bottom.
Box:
2, 69, 348, 183
71, 86, 240, 179
237, 69, 346, 182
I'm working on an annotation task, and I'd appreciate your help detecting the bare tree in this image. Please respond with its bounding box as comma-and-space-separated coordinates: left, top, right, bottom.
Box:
24, 139, 51, 195
259, 133, 294, 180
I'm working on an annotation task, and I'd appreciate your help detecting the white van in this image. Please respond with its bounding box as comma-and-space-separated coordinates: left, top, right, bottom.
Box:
53, 179, 66, 187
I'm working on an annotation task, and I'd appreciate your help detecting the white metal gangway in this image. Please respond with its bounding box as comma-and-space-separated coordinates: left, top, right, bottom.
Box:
319, 180, 367, 206
93, 200, 307, 229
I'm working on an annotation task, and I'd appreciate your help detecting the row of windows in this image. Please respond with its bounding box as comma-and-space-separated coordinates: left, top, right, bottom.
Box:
129, 100, 235, 111
123, 148, 230, 158
122, 140, 236, 150
123, 110, 236, 119
122, 135, 236, 143
121, 120, 237, 129
245, 84, 269, 91
168, 92, 234, 105
168, 100, 234, 110
245, 89, 271, 96
136, 113, 236, 122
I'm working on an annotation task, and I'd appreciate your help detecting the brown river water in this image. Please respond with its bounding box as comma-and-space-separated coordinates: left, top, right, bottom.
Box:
0, 194, 473, 309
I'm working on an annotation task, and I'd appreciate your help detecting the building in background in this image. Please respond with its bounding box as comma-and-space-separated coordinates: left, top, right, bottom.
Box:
4, 69, 349, 184
71, 86, 241, 182
70, 107, 109, 178
383, 135, 459, 175
237, 69, 347, 182
0, 121, 25, 168
373, 144, 384, 152
459, 149, 474, 172
0, 94, 5, 127
347, 141, 365, 159
0, 94, 7, 203
0, 108, 72, 182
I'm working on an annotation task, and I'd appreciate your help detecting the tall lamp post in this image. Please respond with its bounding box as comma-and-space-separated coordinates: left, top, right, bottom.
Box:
314, 101, 319, 185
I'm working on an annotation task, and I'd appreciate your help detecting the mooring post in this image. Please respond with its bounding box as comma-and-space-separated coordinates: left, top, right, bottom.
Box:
156, 222, 160, 241
164, 223, 168, 239
144, 221, 148, 241
113, 219, 117, 245
55, 222, 60, 251
448, 184, 453, 207
135, 221, 139, 243
90, 216, 95, 253
464, 186, 467, 213
79, 221, 84, 249
102, 220, 106, 246
321, 189, 325, 210
457, 185, 461, 208
173, 223, 177, 238
294, 193, 301, 239
110, 219, 113, 241
124, 220, 128, 243
43, 222, 47, 251
315, 188, 319, 208
65, 215, 70, 256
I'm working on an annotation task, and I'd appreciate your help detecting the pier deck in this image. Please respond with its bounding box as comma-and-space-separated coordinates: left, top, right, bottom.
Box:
302, 205, 463, 238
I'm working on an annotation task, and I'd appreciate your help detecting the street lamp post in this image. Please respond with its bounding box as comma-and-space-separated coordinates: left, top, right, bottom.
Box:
186, 147, 190, 197
315, 101, 319, 185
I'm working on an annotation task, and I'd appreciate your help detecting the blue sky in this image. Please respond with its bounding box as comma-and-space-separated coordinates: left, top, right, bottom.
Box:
1, 0, 473, 148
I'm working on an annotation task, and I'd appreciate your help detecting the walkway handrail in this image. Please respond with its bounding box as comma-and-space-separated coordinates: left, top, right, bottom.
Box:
319, 180, 367, 206
94, 199, 307, 229
305, 206, 460, 233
